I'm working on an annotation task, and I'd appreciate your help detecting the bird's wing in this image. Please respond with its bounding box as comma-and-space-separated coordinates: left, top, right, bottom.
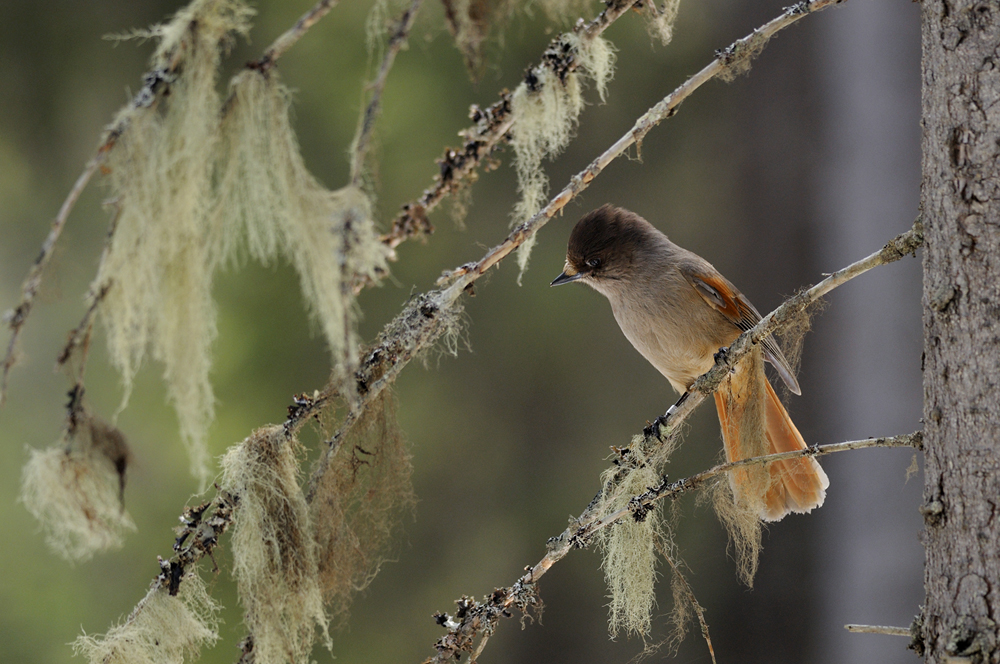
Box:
680, 265, 801, 395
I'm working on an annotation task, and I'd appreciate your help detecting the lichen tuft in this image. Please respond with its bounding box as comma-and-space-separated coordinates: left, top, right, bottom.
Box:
596, 447, 663, 638
220, 426, 329, 664
21, 405, 134, 562
509, 35, 615, 279
73, 566, 220, 664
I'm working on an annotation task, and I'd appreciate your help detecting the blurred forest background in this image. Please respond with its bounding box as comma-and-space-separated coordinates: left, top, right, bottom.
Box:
0, 0, 924, 662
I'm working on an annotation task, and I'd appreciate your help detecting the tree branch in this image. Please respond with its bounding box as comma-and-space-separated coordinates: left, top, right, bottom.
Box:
425, 433, 922, 663
435, 0, 850, 290
1, 157, 102, 405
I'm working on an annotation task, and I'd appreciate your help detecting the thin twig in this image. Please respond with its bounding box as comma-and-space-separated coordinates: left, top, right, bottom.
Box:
658, 543, 717, 664
249, 0, 343, 72
350, 0, 424, 187
379, 0, 647, 250
55, 282, 112, 384
589, 433, 923, 532
1, 157, 103, 405
845, 624, 912, 636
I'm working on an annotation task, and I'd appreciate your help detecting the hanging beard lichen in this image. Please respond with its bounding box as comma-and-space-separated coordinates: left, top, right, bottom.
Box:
213, 70, 390, 387
595, 443, 664, 638
220, 426, 330, 664
21, 403, 134, 562
441, 0, 515, 77
643, 0, 682, 45
94, 0, 253, 490
310, 389, 415, 621
510, 34, 615, 279
709, 346, 772, 586
73, 566, 220, 664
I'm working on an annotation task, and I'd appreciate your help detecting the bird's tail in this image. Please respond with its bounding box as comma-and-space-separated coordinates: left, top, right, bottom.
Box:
714, 375, 828, 522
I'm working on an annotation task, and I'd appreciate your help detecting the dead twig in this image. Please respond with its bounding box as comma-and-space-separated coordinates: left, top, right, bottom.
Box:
248, 0, 343, 73
350, 0, 424, 187
2, 157, 104, 405
845, 624, 912, 636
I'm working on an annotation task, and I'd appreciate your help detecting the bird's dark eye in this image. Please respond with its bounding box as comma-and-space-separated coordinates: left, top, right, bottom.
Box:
586, 258, 601, 269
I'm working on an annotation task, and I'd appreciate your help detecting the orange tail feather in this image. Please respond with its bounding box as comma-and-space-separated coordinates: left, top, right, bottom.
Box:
714, 379, 829, 522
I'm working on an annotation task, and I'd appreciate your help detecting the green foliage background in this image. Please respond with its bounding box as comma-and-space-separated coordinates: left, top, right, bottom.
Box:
0, 1, 924, 663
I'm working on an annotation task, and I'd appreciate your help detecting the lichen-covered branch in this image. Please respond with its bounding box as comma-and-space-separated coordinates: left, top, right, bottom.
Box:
0, 23, 194, 406
380, 0, 646, 250
424, 432, 923, 664
2, 0, 342, 406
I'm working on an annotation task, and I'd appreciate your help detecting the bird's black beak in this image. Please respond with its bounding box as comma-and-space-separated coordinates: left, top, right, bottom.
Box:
550, 268, 585, 286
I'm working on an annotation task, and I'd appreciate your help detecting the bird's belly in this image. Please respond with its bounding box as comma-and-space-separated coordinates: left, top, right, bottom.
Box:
613, 307, 729, 394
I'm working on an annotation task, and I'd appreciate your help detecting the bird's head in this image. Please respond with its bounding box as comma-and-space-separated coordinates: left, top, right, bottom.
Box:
551, 204, 660, 289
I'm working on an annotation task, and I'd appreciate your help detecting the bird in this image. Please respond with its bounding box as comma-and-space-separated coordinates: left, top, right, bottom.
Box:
551, 204, 828, 521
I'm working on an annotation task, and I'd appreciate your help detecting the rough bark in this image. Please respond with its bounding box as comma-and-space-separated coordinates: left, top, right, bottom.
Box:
920, 1, 1000, 662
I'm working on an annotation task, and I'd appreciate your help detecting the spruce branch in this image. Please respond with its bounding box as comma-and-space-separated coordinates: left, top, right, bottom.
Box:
435, 0, 850, 291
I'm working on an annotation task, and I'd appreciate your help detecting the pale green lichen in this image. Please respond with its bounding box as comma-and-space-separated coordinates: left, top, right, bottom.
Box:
21, 413, 134, 562
214, 70, 390, 387
95, 0, 253, 489
73, 567, 220, 664
221, 426, 330, 664
509, 35, 615, 279
644, 0, 681, 45
596, 447, 662, 638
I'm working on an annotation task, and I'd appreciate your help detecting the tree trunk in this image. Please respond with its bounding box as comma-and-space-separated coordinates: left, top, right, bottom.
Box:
920, 1, 1000, 662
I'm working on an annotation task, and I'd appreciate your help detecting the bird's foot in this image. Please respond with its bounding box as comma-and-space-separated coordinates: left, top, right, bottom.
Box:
713, 345, 730, 364
644, 413, 670, 439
